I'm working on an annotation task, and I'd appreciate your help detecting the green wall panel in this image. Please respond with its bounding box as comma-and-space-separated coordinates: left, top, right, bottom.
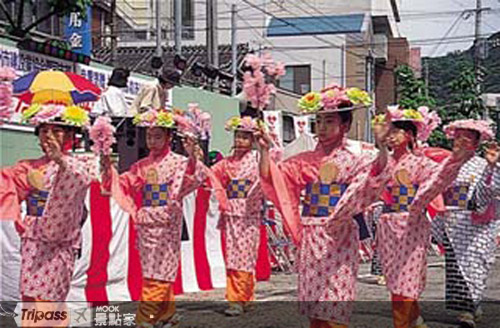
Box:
172, 86, 239, 155
0, 128, 42, 166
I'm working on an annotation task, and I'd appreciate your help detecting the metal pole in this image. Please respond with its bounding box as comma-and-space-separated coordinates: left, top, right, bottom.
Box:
322, 59, 326, 89
474, 0, 485, 117
155, 0, 162, 57
110, 0, 117, 66
212, 0, 219, 67
340, 45, 345, 87
206, 0, 219, 67
231, 4, 237, 96
175, 0, 182, 54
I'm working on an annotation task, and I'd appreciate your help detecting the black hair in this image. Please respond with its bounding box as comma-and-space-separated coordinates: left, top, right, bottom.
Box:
392, 121, 418, 137
34, 123, 78, 136
338, 111, 353, 128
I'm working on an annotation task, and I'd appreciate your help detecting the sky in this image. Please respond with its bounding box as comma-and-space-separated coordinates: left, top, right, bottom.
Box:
399, 0, 500, 57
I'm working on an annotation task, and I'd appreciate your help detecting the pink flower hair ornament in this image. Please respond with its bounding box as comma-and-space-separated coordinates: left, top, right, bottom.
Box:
0, 67, 16, 123
242, 53, 284, 111
0, 66, 16, 81
89, 116, 116, 156
444, 119, 494, 142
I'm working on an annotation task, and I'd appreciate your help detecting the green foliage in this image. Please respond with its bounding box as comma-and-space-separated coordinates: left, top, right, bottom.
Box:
3, 0, 92, 38
394, 64, 447, 147
395, 65, 435, 109
446, 62, 484, 120
47, 0, 91, 19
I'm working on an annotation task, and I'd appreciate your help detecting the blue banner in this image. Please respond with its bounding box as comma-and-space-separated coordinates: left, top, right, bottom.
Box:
64, 6, 92, 56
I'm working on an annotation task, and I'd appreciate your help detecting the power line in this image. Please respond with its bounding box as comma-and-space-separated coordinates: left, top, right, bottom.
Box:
428, 11, 465, 57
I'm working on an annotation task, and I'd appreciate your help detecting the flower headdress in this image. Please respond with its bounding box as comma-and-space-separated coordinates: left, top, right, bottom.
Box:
21, 101, 90, 127
0, 66, 16, 122
298, 84, 372, 114
371, 105, 441, 142
224, 116, 261, 132
133, 104, 212, 140
243, 53, 285, 111
444, 119, 494, 141
133, 109, 176, 128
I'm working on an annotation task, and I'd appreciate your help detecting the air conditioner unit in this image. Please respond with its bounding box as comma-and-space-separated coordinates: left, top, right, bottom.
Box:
373, 34, 388, 63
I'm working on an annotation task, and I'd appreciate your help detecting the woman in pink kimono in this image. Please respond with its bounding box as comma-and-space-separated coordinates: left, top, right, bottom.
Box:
0, 103, 95, 303
211, 116, 264, 316
372, 106, 476, 328
256, 84, 391, 328
102, 108, 207, 328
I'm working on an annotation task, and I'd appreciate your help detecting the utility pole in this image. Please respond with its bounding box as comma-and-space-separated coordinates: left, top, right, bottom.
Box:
110, 0, 117, 66
425, 60, 429, 98
231, 4, 237, 96
474, 0, 486, 117
155, 0, 162, 58
206, 0, 218, 67
175, 0, 182, 55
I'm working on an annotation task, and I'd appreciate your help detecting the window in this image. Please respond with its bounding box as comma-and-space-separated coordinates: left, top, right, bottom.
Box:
278, 65, 311, 95
174, 0, 194, 40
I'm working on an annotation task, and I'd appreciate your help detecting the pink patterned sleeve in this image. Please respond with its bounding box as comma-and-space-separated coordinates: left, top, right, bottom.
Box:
0, 162, 30, 221
260, 156, 307, 245
330, 154, 391, 222
59, 156, 92, 187
204, 160, 230, 212
110, 164, 144, 216
409, 156, 464, 216
178, 159, 207, 199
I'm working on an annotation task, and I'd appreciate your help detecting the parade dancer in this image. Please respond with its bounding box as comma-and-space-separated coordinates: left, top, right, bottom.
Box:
102, 108, 206, 328
257, 84, 391, 328
435, 119, 500, 328
211, 116, 264, 316
0, 103, 95, 304
372, 106, 476, 328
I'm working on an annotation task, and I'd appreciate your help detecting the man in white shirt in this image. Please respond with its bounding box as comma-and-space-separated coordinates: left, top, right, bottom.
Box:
92, 68, 130, 117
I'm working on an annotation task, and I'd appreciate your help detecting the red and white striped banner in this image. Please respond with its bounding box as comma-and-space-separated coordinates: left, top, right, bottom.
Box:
0, 183, 271, 303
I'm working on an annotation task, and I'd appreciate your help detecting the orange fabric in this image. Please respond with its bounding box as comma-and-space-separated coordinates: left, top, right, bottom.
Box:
136, 279, 175, 326
309, 318, 348, 328
391, 294, 421, 328
226, 270, 255, 305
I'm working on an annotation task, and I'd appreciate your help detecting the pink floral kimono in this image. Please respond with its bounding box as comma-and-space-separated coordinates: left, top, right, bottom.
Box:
0, 155, 96, 300
211, 150, 263, 273
109, 150, 206, 282
376, 152, 464, 299
261, 140, 390, 324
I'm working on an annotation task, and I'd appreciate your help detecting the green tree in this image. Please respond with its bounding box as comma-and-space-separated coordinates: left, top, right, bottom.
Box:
395, 65, 435, 110
394, 65, 446, 146
432, 62, 485, 148
0, 0, 92, 38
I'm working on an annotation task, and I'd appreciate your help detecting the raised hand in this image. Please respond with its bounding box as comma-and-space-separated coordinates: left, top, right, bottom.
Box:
373, 110, 391, 148
183, 135, 202, 160
485, 141, 500, 167
254, 127, 272, 152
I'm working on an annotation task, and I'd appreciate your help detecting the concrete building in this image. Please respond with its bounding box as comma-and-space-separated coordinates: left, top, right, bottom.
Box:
108, 0, 404, 141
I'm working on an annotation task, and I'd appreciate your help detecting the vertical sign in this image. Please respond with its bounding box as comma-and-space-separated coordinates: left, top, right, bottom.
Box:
64, 6, 92, 56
